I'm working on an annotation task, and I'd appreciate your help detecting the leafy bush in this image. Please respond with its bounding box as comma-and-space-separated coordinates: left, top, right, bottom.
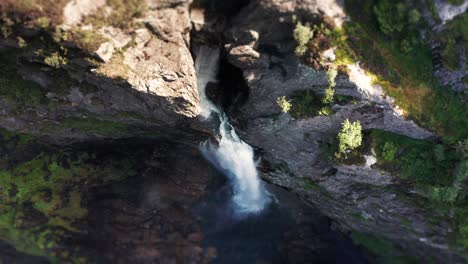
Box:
43, 51, 68, 68
337, 119, 362, 156
294, 22, 313, 56
276, 96, 292, 113
318, 105, 333, 116
381, 141, 397, 161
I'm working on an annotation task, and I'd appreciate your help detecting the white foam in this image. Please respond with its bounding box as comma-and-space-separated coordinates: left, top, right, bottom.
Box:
195, 45, 271, 214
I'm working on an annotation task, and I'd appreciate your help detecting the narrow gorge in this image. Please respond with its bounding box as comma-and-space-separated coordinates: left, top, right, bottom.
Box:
0, 0, 467, 263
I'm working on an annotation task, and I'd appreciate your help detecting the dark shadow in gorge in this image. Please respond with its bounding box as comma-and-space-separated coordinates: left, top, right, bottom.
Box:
192, 167, 369, 264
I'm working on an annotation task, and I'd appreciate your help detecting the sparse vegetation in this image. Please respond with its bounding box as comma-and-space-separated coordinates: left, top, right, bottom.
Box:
43, 117, 130, 135
84, 0, 146, 31
289, 90, 322, 119
0, 131, 138, 261
351, 232, 419, 263
96, 52, 131, 80
1, 0, 69, 25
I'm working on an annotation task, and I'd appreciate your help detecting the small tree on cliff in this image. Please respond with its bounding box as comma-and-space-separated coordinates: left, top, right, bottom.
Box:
293, 22, 313, 56
337, 119, 362, 157
277, 96, 292, 113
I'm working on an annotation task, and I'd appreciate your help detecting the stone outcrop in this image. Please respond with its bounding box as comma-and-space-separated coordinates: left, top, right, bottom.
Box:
0, 0, 201, 143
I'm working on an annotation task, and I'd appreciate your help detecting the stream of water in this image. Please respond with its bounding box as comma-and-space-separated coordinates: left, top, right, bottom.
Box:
194, 45, 271, 215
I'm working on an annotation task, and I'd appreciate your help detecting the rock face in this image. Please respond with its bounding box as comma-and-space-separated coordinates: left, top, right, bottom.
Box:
0, 0, 200, 142
213, 0, 463, 262
125, 3, 200, 118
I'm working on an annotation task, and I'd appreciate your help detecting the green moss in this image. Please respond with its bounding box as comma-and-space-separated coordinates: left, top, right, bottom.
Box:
84, 0, 146, 31
0, 54, 46, 107
300, 178, 333, 199
44, 117, 130, 135
351, 232, 419, 264
65, 28, 108, 53
446, 0, 465, 5
370, 130, 460, 187
289, 90, 323, 119
0, 131, 138, 261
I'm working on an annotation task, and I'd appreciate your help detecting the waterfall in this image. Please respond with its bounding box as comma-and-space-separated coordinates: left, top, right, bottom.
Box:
194, 46, 271, 214
435, 0, 468, 23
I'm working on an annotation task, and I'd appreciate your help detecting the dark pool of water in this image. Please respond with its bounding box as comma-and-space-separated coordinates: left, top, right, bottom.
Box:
192, 173, 369, 264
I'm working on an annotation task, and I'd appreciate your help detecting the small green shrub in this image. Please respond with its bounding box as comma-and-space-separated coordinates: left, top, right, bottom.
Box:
322, 86, 335, 105
36, 16, 51, 28
276, 96, 292, 113
43, 51, 68, 68
337, 119, 362, 156
381, 141, 397, 161
17, 37, 26, 48
318, 105, 333, 116
294, 22, 313, 56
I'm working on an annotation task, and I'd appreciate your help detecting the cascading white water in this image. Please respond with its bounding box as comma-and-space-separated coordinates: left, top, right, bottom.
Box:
194, 46, 271, 214
435, 0, 468, 23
